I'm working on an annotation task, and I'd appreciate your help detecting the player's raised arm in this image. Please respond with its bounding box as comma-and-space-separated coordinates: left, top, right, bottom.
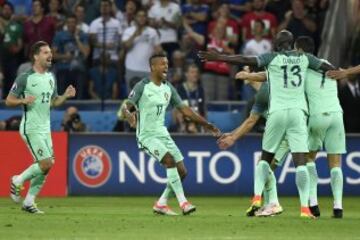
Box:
327, 65, 360, 80
235, 71, 267, 82
197, 51, 258, 66
51, 85, 76, 107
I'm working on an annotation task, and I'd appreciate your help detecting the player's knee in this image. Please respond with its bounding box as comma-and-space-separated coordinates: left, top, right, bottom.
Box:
161, 153, 176, 168
39, 158, 54, 174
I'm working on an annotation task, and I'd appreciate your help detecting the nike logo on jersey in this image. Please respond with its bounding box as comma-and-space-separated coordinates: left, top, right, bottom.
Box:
148, 94, 153, 97
32, 84, 38, 87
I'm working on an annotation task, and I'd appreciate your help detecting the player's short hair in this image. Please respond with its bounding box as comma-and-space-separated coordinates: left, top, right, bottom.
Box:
149, 52, 167, 71
30, 41, 49, 63
274, 30, 293, 51
295, 36, 315, 54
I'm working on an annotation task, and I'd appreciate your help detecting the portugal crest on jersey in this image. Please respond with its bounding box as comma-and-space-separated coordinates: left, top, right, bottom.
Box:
164, 92, 169, 101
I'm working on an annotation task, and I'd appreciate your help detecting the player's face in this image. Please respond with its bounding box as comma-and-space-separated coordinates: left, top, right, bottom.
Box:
35, 46, 53, 69
153, 57, 169, 80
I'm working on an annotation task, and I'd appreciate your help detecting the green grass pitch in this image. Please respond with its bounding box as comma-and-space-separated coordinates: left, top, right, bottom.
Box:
0, 197, 359, 240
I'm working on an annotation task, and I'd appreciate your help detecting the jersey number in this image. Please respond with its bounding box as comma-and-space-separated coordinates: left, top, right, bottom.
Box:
156, 105, 163, 116
281, 65, 302, 88
41, 92, 51, 103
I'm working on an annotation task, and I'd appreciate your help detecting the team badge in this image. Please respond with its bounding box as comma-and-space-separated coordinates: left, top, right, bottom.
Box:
37, 149, 43, 157
154, 150, 159, 156
49, 79, 54, 89
73, 145, 112, 188
10, 83, 17, 91
164, 92, 169, 101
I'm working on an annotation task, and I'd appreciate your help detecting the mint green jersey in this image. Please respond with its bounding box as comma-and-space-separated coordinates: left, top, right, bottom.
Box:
10, 69, 58, 134
257, 51, 323, 114
305, 68, 342, 115
128, 78, 184, 141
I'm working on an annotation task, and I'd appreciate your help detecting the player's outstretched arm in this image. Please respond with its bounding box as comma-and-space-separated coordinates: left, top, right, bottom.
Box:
121, 100, 137, 128
52, 85, 76, 107
235, 71, 267, 82
327, 65, 360, 80
178, 106, 221, 137
217, 113, 260, 150
5, 94, 35, 107
197, 51, 258, 66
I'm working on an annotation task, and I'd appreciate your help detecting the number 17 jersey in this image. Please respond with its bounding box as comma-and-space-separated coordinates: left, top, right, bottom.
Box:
127, 78, 184, 141
256, 51, 323, 114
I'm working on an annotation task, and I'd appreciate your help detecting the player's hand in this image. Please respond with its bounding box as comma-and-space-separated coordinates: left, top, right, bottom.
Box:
198, 50, 220, 62
127, 112, 137, 128
64, 85, 76, 98
235, 71, 250, 80
217, 133, 235, 150
204, 123, 222, 137
22, 95, 36, 105
327, 69, 348, 80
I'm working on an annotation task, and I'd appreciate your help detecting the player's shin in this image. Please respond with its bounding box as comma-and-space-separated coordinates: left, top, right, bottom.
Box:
14, 163, 44, 185
167, 168, 187, 206
330, 167, 343, 210
24, 174, 46, 206
306, 162, 318, 207
266, 170, 279, 205
295, 165, 310, 208
254, 160, 270, 200
158, 184, 173, 206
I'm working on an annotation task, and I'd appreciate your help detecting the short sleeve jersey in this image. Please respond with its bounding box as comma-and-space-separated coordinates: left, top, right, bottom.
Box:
250, 82, 269, 118
256, 51, 323, 114
305, 62, 342, 115
128, 78, 184, 141
9, 69, 58, 134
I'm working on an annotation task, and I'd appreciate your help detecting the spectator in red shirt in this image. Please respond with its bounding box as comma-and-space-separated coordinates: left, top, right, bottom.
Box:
23, 0, 56, 56
241, 0, 277, 42
208, 4, 239, 49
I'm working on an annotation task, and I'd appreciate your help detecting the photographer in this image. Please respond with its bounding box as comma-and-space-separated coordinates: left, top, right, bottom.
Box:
61, 106, 87, 132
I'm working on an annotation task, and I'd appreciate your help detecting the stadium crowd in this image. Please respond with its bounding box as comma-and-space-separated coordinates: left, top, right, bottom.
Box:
0, 0, 359, 133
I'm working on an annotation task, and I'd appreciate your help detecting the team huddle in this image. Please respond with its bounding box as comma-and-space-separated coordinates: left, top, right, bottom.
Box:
6, 30, 358, 218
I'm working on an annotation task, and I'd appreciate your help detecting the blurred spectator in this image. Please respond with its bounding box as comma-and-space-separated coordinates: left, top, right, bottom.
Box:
61, 106, 87, 132
0, 65, 3, 99
53, 14, 90, 99
182, 0, 210, 36
0, 1, 23, 98
63, 4, 89, 33
350, 18, 360, 66
226, 0, 251, 19
148, 0, 181, 62
339, 76, 360, 133
116, 0, 139, 32
241, 0, 277, 42
88, 55, 118, 99
0, 115, 21, 130
278, 0, 317, 40
208, 4, 239, 48
82, 0, 101, 24
23, 0, 56, 56
62, 0, 80, 16
265, 0, 291, 23
202, 17, 235, 101
168, 50, 185, 87
181, 18, 205, 63
122, 9, 162, 92
175, 64, 205, 133
242, 19, 272, 56
8, 0, 32, 17
89, 0, 122, 90
48, 0, 66, 30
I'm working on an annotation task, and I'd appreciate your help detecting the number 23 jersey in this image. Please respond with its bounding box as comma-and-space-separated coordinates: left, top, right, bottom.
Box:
9, 69, 58, 134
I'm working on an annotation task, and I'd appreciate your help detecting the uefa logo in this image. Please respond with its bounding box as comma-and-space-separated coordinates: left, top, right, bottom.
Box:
73, 145, 112, 188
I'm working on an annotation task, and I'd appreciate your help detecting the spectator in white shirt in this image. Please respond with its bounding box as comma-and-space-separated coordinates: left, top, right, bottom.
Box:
116, 0, 139, 33
148, 0, 181, 64
89, 0, 122, 67
122, 9, 162, 92
63, 4, 90, 33
242, 19, 272, 56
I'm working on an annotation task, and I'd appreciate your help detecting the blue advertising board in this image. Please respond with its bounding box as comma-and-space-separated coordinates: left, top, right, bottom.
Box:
68, 134, 360, 196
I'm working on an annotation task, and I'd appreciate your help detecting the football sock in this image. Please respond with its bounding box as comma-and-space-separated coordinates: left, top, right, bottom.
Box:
254, 160, 270, 196
331, 167, 343, 209
158, 184, 172, 206
266, 170, 279, 205
167, 168, 187, 205
15, 163, 43, 185
295, 166, 310, 207
307, 162, 318, 206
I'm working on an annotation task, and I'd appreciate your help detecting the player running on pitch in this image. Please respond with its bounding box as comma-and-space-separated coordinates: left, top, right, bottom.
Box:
7, 41, 76, 214
122, 53, 221, 216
